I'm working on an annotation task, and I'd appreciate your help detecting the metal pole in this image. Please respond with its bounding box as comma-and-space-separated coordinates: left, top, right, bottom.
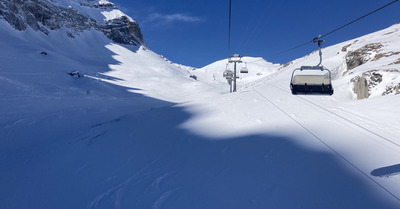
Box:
233, 61, 237, 92
317, 40, 324, 66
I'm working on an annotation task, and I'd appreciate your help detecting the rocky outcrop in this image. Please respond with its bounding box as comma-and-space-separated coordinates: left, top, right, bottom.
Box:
373, 51, 400, 61
344, 40, 400, 100
345, 43, 383, 72
392, 58, 400, 65
79, 0, 117, 9
341, 44, 352, 52
0, 0, 145, 45
351, 70, 400, 99
351, 75, 370, 100
351, 71, 383, 100
100, 16, 144, 45
383, 84, 400, 96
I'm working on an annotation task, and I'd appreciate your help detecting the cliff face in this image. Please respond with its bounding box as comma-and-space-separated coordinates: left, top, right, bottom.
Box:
0, 0, 145, 46
350, 69, 400, 100
343, 41, 400, 100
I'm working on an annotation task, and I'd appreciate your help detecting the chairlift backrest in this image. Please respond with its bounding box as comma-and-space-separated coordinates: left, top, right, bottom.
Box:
290, 66, 334, 95
291, 66, 331, 85
291, 66, 331, 83
292, 75, 330, 85
240, 67, 248, 73
223, 70, 234, 78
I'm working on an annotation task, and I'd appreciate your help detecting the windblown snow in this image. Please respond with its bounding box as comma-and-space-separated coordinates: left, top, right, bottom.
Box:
1, 0, 400, 208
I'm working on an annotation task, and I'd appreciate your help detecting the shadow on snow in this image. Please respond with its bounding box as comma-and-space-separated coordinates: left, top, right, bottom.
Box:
1, 89, 398, 209
372, 164, 400, 178
0, 40, 398, 208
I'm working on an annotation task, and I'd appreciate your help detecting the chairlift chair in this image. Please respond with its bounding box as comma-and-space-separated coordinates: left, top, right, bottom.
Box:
290, 38, 334, 95
240, 63, 248, 73
223, 70, 234, 78
290, 66, 333, 95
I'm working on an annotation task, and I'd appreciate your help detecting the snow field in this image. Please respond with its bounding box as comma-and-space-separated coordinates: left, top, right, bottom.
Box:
1, 13, 400, 209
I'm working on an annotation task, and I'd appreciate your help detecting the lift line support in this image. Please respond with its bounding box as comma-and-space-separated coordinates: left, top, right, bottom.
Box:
228, 54, 242, 92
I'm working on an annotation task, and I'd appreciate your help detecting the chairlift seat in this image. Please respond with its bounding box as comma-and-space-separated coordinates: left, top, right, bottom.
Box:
240, 68, 248, 73
290, 66, 334, 95
292, 75, 330, 85
223, 70, 234, 78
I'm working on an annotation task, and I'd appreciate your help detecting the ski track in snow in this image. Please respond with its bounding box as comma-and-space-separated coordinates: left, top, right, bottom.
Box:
270, 84, 400, 150
88, 160, 159, 209
252, 85, 400, 202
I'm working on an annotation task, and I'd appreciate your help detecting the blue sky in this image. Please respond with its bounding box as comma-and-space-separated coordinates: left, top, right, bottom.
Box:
114, 0, 400, 68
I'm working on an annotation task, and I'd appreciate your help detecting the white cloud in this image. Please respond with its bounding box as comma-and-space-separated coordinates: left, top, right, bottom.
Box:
147, 13, 202, 23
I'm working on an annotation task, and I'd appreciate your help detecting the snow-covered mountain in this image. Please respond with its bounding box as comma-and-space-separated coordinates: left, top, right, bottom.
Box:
1, 0, 400, 208
184, 23, 400, 101
0, 0, 145, 45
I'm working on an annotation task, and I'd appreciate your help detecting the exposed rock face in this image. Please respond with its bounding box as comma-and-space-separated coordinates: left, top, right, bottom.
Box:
0, 0, 92, 35
344, 39, 400, 100
351, 70, 400, 100
383, 84, 400, 96
393, 58, 400, 65
341, 44, 352, 52
345, 43, 383, 72
373, 51, 400, 61
277, 61, 293, 71
0, 0, 145, 46
100, 16, 144, 45
351, 75, 370, 100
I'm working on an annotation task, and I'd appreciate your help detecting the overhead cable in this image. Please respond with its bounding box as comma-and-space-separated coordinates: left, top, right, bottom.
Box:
255, 0, 400, 62
320, 0, 399, 39
228, 0, 232, 58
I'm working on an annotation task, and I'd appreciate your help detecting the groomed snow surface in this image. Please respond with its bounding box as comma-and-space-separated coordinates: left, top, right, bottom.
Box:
1, 19, 400, 208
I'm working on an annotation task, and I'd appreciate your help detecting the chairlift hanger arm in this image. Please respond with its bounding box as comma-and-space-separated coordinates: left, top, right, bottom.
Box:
312, 36, 325, 67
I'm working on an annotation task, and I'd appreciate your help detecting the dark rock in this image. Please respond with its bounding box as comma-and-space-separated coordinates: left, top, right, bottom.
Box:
373, 51, 400, 61
0, 0, 146, 46
69, 70, 82, 78
383, 84, 400, 96
371, 72, 382, 83
100, 16, 144, 45
351, 75, 370, 100
351, 71, 388, 99
341, 44, 352, 52
345, 43, 384, 73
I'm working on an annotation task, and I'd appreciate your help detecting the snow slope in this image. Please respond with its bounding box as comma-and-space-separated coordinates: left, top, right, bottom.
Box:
53, 0, 135, 22
1, 3, 400, 208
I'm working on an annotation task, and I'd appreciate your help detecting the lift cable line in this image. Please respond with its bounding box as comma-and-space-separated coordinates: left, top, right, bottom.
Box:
228, 0, 232, 58
224, 0, 245, 93
247, 0, 399, 63
319, 0, 399, 39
